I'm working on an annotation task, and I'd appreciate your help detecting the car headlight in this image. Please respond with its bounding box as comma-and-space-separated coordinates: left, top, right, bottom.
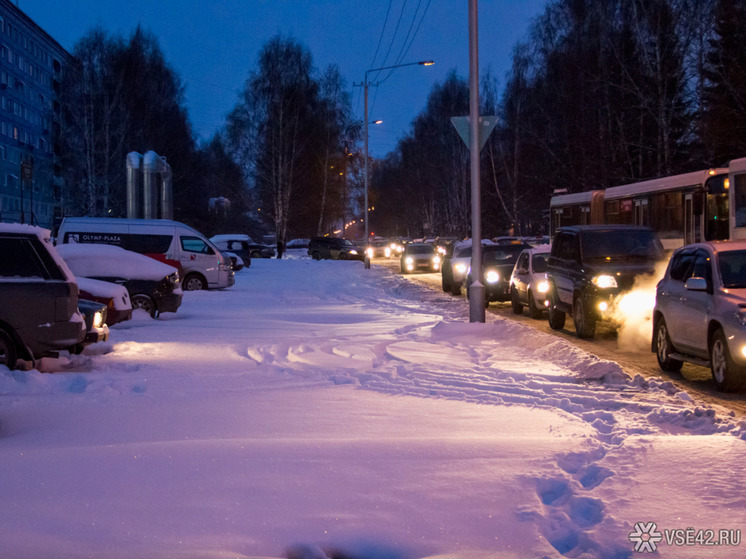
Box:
405, 256, 414, 264
536, 280, 549, 293
592, 274, 618, 289
433, 255, 441, 264
485, 270, 499, 284
349, 249, 358, 255
366, 247, 374, 257
454, 263, 467, 274
92, 311, 104, 328
384, 247, 391, 257
168, 272, 180, 286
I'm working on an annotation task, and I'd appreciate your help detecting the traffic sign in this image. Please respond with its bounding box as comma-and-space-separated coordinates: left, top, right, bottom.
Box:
451, 115, 498, 152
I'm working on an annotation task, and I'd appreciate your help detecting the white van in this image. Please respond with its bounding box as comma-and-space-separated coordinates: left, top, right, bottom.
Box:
56, 217, 234, 291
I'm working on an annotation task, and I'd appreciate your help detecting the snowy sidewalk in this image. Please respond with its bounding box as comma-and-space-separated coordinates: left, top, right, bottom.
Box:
1, 258, 744, 558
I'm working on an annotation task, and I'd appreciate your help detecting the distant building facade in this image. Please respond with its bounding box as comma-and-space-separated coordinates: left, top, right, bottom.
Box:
0, 0, 73, 228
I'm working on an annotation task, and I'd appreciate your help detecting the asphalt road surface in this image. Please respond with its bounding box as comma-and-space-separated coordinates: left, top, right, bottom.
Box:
373, 257, 746, 417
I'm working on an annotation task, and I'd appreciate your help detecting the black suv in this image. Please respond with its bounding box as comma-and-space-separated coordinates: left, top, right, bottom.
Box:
547, 225, 664, 338
466, 242, 531, 304
307, 237, 363, 261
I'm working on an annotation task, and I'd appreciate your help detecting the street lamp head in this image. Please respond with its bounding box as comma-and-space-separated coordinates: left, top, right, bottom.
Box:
371, 119, 383, 125
419, 60, 435, 66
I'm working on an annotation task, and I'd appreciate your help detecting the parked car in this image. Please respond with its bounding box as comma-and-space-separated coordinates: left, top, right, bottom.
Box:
76, 276, 133, 326
286, 238, 310, 249
75, 299, 109, 354
653, 240, 746, 392
307, 237, 363, 260
221, 251, 245, 272
210, 234, 275, 260
547, 225, 664, 338
57, 244, 182, 319
467, 242, 530, 304
400, 243, 441, 273
0, 224, 86, 370
57, 217, 234, 291
510, 244, 551, 318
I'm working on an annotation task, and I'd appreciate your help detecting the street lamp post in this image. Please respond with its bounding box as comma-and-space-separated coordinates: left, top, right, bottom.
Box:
360, 59, 434, 268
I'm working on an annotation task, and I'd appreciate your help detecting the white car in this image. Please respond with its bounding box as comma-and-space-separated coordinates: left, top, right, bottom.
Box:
653, 240, 746, 392
509, 244, 551, 318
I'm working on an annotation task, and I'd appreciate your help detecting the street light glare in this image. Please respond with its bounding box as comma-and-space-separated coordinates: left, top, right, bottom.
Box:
420, 60, 435, 66
372, 119, 383, 124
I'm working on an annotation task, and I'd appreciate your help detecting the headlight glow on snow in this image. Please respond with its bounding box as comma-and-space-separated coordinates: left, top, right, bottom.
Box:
592, 274, 618, 289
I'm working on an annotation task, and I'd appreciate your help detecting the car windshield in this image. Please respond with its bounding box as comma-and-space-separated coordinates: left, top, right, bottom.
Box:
581, 230, 663, 260
408, 245, 435, 255
718, 250, 746, 288
483, 245, 524, 265
340, 240, 355, 247
454, 247, 472, 258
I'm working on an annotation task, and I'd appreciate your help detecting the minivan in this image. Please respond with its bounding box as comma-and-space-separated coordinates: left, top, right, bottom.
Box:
57, 217, 234, 291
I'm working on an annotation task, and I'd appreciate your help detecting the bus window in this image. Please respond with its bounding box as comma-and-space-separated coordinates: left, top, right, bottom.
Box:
705, 174, 730, 240
734, 173, 746, 228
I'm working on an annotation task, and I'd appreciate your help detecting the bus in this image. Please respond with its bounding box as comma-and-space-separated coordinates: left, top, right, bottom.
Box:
549, 157, 746, 250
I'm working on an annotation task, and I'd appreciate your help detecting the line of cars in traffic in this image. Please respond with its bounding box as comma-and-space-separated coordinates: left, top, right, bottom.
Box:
372, 226, 746, 393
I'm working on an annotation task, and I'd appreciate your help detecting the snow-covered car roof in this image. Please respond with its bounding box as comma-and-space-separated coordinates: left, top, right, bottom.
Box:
210, 234, 254, 244
56, 243, 178, 281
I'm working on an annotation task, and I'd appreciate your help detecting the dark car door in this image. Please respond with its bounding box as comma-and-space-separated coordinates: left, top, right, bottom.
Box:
550, 231, 581, 308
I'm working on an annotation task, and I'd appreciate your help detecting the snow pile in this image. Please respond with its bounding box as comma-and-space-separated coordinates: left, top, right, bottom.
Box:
0, 258, 744, 558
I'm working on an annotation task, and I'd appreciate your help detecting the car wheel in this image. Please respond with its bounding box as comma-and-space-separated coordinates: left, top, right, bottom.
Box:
251, 250, 262, 259
183, 273, 206, 291
710, 328, 745, 392
528, 291, 543, 319
338, 252, 347, 260
312, 251, 321, 261
510, 287, 523, 315
442, 273, 451, 293
654, 317, 683, 372
450, 281, 461, 296
0, 328, 18, 370
573, 296, 596, 338
547, 290, 566, 331
131, 294, 158, 318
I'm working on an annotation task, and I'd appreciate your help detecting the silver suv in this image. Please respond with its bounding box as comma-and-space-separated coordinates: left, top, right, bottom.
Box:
653, 240, 746, 391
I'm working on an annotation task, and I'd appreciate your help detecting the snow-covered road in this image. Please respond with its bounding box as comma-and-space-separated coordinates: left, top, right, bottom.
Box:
1, 257, 744, 558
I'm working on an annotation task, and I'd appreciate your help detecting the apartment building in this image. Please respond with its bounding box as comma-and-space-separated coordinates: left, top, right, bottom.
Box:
0, 0, 73, 227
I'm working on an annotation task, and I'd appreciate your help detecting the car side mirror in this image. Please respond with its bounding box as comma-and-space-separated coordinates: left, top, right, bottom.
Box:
684, 277, 708, 291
